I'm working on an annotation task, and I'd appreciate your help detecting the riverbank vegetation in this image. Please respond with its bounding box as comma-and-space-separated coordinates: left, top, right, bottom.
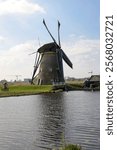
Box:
0, 84, 52, 97
0, 80, 99, 98
53, 144, 82, 150
62, 144, 82, 150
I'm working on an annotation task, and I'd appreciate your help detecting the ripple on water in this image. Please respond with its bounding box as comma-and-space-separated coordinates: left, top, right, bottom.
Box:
0, 91, 100, 150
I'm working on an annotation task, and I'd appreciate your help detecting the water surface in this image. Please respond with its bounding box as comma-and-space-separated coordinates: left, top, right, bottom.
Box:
0, 91, 100, 150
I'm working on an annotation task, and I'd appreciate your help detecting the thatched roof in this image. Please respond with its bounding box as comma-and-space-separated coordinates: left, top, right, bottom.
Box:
38, 42, 59, 53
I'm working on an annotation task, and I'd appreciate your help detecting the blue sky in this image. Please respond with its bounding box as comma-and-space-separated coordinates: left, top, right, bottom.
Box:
0, 0, 100, 81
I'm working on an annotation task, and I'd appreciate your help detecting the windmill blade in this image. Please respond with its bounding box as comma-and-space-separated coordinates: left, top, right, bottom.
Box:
31, 52, 44, 82
28, 38, 40, 56
43, 19, 58, 46
61, 50, 73, 68
28, 51, 37, 55
34, 52, 39, 67
38, 53, 44, 66
56, 49, 62, 72
58, 20, 61, 48
31, 53, 40, 82
57, 49, 64, 80
31, 65, 38, 83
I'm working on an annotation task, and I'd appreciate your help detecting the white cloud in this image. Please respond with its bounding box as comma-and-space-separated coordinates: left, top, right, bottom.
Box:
0, 0, 46, 16
0, 36, 6, 43
62, 37, 100, 78
63, 37, 100, 56
0, 41, 38, 80
0, 37, 100, 80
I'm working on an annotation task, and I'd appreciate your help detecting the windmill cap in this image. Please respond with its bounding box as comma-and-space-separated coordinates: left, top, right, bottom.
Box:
38, 42, 60, 53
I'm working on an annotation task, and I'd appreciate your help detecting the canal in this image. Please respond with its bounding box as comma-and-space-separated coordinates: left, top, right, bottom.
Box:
0, 91, 100, 150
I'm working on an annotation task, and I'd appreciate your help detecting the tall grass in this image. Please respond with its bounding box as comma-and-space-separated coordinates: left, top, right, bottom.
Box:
62, 144, 82, 150
53, 144, 82, 150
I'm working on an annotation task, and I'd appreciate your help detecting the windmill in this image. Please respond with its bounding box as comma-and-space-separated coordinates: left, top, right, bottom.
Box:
31, 19, 73, 85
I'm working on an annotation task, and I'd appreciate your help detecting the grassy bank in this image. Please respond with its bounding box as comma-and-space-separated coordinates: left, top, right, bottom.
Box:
0, 82, 99, 98
66, 83, 100, 91
0, 85, 52, 97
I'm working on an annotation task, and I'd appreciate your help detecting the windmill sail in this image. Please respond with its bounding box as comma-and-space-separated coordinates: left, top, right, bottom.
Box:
61, 49, 73, 68
31, 20, 73, 85
58, 21, 61, 48
43, 19, 58, 46
31, 53, 40, 82
56, 49, 64, 81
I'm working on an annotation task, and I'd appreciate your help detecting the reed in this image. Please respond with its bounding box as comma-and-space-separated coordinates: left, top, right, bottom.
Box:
53, 144, 82, 150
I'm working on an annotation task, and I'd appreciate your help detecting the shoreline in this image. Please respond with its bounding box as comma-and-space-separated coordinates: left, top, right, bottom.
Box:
0, 91, 50, 98
0, 88, 100, 98
0, 84, 100, 98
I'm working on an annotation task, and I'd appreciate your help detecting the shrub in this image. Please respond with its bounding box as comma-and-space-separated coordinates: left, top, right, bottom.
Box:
53, 144, 82, 150
61, 144, 82, 150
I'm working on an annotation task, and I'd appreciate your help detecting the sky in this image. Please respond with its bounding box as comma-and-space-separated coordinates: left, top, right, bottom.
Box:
0, 0, 100, 81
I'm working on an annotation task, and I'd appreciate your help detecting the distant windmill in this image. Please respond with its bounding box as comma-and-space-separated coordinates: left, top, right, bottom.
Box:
31, 19, 73, 85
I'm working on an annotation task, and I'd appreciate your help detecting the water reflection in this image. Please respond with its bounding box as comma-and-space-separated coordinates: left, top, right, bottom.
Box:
32, 93, 66, 150
0, 91, 100, 150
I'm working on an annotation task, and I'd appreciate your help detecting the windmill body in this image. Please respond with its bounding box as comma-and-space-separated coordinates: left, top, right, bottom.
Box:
31, 20, 72, 85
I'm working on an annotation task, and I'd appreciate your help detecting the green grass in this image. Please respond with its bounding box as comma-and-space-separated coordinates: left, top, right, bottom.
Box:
53, 144, 82, 150
65, 80, 84, 90
62, 144, 82, 150
65, 83, 83, 91
0, 85, 53, 97
0, 80, 99, 98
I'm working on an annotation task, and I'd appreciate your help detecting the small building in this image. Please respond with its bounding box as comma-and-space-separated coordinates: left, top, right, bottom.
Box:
83, 75, 100, 88
24, 78, 31, 83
